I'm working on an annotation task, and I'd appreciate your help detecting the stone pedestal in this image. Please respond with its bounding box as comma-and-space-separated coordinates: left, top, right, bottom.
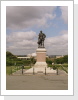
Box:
36, 48, 46, 62
24, 48, 56, 74
34, 48, 47, 68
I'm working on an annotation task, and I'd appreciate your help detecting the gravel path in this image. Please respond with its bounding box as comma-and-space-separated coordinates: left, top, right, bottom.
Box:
6, 70, 68, 90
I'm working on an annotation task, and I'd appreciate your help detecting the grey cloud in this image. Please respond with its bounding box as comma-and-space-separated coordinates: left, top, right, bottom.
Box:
6, 6, 56, 29
6, 31, 37, 43
6, 30, 37, 55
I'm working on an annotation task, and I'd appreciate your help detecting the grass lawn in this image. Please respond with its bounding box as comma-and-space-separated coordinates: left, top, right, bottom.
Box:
6, 66, 31, 75
6, 66, 13, 75
48, 64, 68, 73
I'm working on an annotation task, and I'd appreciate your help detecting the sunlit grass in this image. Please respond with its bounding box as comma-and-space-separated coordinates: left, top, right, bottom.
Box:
6, 66, 32, 75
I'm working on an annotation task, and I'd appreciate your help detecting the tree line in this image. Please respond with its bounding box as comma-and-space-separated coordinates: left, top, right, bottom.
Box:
6, 51, 36, 66
6, 51, 68, 66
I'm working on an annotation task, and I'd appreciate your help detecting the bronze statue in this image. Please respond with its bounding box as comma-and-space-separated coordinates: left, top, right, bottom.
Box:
37, 31, 46, 48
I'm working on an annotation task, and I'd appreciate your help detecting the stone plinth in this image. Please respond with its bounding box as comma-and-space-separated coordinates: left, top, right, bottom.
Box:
36, 48, 46, 62
24, 48, 56, 74
34, 48, 47, 68
34, 62, 47, 68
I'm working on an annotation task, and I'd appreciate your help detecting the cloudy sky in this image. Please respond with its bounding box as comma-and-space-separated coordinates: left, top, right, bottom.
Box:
6, 6, 68, 55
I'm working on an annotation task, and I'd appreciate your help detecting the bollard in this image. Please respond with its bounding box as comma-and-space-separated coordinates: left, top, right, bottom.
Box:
22, 66, 24, 75
22, 68, 23, 74
33, 67, 35, 75
57, 67, 58, 75
45, 67, 46, 75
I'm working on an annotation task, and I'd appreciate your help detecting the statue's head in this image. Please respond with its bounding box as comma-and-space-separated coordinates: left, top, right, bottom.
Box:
40, 30, 42, 33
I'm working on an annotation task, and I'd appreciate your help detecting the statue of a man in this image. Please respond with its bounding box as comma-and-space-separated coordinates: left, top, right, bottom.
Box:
37, 31, 46, 48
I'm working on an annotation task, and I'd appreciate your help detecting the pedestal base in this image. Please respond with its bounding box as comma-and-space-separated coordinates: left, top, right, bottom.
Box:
24, 67, 56, 74
34, 62, 47, 68
24, 48, 56, 74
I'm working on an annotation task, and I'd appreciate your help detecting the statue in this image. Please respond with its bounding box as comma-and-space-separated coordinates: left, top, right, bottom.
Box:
37, 31, 46, 48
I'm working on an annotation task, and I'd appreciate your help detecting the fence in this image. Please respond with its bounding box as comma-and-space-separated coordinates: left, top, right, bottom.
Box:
6, 64, 68, 75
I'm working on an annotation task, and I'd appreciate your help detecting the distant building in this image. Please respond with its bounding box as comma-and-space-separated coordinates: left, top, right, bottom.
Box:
17, 53, 37, 60
17, 53, 49, 60
27, 54, 32, 57
17, 56, 30, 60
31, 53, 36, 57
46, 55, 49, 58
48, 55, 64, 58
49, 55, 56, 58
56, 55, 64, 58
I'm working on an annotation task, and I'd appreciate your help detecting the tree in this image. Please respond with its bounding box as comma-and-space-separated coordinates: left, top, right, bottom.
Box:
46, 58, 52, 64
63, 55, 68, 63
30, 57, 36, 64
6, 51, 17, 59
54, 55, 68, 64
55, 58, 61, 64
6, 51, 17, 66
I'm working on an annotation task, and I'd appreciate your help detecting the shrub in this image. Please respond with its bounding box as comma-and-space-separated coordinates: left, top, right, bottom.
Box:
6, 60, 12, 66
46, 58, 52, 64
52, 65, 57, 70
63, 55, 68, 63
62, 64, 68, 67
52, 64, 61, 70
16, 61, 23, 66
6, 51, 17, 59
48, 64, 52, 67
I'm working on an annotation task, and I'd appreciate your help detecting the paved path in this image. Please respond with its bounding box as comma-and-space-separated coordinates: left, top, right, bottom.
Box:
6, 70, 68, 90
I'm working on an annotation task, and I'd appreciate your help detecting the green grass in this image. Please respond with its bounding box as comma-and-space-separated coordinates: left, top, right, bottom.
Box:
47, 64, 68, 73
61, 66, 68, 73
6, 64, 68, 75
24, 66, 32, 69
6, 66, 12, 75
6, 66, 31, 75
6, 66, 21, 75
